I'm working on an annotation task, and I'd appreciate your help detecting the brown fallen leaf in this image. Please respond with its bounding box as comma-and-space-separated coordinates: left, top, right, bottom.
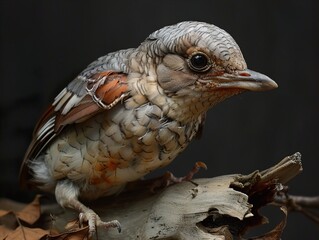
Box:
5, 226, 48, 240
0, 225, 12, 239
15, 195, 42, 225
0, 209, 11, 218
47, 226, 89, 240
249, 206, 287, 240
64, 218, 81, 230
0, 198, 27, 212
0, 195, 46, 240
0, 211, 17, 232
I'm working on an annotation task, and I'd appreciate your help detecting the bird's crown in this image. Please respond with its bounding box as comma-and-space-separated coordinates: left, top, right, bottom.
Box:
140, 21, 246, 71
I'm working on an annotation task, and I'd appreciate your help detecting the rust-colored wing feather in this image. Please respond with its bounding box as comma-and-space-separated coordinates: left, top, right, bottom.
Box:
20, 71, 129, 186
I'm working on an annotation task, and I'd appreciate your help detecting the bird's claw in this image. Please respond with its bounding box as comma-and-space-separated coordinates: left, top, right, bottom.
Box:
150, 161, 207, 192
98, 219, 121, 233
79, 210, 121, 236
184, 161, 207, 181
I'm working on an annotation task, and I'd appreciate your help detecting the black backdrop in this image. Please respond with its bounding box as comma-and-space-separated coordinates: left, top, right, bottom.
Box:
1, 0, 318, 238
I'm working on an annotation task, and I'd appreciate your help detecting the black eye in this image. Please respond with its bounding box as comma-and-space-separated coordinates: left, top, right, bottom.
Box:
188, 52, 211, 72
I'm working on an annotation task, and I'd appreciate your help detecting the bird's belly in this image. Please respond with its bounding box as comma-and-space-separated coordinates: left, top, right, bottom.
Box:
44, 105, 199, 198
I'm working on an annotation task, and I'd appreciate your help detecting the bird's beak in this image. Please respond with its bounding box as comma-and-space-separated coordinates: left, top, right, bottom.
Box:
207, 69, 278, 91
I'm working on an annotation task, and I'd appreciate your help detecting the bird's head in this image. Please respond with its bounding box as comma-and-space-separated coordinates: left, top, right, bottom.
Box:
135, 21, 277, 122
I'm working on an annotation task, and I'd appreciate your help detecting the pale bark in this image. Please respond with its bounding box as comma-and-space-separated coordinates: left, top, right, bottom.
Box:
46, 152, 303, 239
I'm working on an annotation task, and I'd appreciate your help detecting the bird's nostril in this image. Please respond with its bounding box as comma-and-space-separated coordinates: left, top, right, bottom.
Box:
239, 72, 251, 77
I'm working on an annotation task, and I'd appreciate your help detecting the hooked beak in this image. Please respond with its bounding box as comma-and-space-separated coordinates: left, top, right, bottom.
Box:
207, 69, 278, 91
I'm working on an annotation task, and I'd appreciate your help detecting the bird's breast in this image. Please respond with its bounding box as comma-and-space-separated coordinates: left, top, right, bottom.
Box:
43, 102, 200, 198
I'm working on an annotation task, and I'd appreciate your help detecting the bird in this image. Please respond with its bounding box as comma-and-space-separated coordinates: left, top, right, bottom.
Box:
19, 21, 278, 235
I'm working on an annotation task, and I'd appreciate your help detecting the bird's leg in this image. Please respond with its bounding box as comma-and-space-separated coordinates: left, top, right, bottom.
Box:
151, 161, 207, 192
55, 180, 121, 236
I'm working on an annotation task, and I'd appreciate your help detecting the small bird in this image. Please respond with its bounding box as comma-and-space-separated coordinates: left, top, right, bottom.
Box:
20, 21, 277, 234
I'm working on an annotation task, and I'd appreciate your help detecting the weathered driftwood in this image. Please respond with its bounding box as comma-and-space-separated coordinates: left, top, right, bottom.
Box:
46, 152, 302, 239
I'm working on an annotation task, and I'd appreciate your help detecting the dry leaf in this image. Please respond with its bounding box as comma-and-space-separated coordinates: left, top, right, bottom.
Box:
0, 198, 27, 212
48, 226, 89, 240
0, 209, 11, 218
250, 206, 287, 240
64, 219, 81, 230
0, 211, 17, 231
5, 226, 48, 240
0, 225, 12, 239
16, 195, 42, 225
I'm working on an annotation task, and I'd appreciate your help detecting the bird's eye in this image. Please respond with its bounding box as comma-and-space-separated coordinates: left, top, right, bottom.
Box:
188, 52, 211, 72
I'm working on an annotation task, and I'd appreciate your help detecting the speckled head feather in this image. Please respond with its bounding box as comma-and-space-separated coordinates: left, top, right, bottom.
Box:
140, 21, 247, 71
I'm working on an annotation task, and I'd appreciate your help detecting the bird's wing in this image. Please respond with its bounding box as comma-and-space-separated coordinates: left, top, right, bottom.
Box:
20, 71, 129, 185
195, 113, 206, 139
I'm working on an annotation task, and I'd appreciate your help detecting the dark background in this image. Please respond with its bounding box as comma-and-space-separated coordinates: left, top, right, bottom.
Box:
1, 0, 318, 238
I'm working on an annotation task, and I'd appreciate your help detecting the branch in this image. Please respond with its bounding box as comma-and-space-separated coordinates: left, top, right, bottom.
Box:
274, 193, 319, 225
44, 152, 303, 239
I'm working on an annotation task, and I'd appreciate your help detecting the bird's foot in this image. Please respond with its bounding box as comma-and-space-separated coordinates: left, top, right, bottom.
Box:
151, 161, 207, 192
79, 209, 121, 236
